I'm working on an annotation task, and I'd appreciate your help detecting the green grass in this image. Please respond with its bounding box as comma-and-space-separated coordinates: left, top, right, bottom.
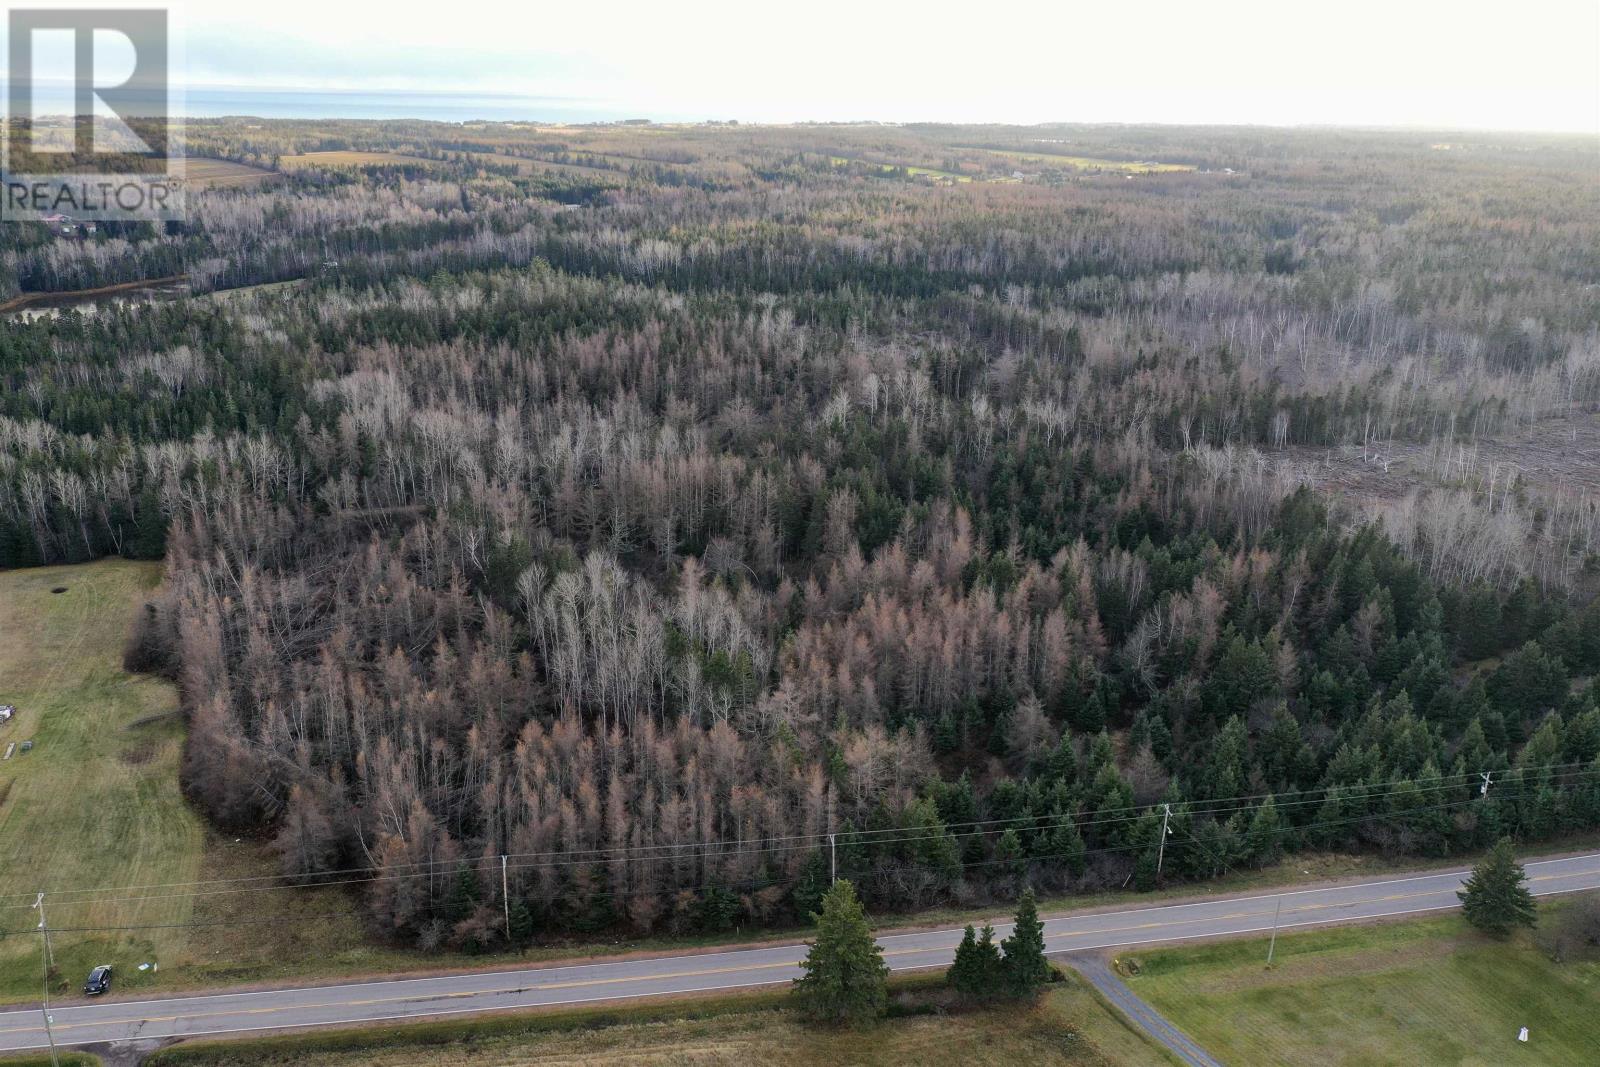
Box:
828, 157, 973, 182
966, 148, 1193, 173
1125, 907, 1600, 1065
143, 973, 1171, 1067
0, 561, 205, 999
0, 1054, 99, 1067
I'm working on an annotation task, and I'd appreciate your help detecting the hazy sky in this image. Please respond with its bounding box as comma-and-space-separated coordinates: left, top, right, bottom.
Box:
12, 0, 1600, 131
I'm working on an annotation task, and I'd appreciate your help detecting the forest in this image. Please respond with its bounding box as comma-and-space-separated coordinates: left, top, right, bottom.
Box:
1, 120, 1598, 949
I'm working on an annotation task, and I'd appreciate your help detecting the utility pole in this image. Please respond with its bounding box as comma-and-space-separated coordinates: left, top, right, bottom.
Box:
1155, 803, 1173, 882
500, 855, 511, 942
32, 894, 60, 1067
1266, 897, 1283, 966
825, 778, 838, 884
33, 892, 54, 972
1479, 771, 1493, 797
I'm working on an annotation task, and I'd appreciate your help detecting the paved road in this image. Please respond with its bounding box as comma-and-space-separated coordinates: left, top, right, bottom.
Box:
2, 851, 1596, 1053
1072, 955, 1223, 1067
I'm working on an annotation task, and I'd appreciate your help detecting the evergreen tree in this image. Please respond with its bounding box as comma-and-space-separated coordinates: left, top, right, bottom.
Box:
1046, 732, 1079, 785
1134, 846, 1159, 891
793, 880, 889, 1026
1458, 838, 1537, 937
791, 848, 832, 920
1246, 796, 1284, 865
507, 897, 535, 944
1042, 808, 1087, 876
443, 864, 481, 924
1000, 888, 1051, 998
947, 923, 1004, 999
994, 827, 1026, 876
1074, 686, 1106, 734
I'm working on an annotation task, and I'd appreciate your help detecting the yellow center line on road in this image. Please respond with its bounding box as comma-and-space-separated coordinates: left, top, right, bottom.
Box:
1042, 869, 1597, 945
1045, 888, 1444, 942
5, 864, 1596, 1040
0, 958, 811, 1036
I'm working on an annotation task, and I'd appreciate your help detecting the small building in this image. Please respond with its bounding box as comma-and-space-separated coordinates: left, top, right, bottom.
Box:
39, 213, 94, 238
0, 704, 14, 724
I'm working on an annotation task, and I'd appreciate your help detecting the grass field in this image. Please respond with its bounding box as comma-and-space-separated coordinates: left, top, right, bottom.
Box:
1125, 908, 1600, 1066
466, 151, 627, 180
965, 148, 1193, 173
139, 974, 1172, 1067
183, 158, 275, 188
277, 151, 439, 170
829, 156, 973, 182
0, 562, 390, 1002
0, 561, 204, 997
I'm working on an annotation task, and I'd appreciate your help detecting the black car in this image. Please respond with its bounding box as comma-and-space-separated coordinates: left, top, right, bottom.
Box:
83, 965, 112, 996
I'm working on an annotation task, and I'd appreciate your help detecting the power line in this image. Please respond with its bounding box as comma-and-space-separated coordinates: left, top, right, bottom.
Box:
5, 769, 1589, 933
6, 779, 1573, 940
4, 762, 1592, 913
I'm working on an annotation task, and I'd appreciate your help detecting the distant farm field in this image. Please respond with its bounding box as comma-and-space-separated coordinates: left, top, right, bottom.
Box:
968, 148, 1193, 173
467, 151, 625, 179
829, 156, 973, 182
277, 150, 437, 170
1126, 909, 1600, 1066
183, 158, 275, 188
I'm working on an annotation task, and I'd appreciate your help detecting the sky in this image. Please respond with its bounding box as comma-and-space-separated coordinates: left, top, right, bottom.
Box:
6, 0, 1600, 132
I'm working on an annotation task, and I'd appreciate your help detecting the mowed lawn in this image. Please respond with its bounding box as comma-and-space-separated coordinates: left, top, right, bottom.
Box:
0, 561, 203, 998
0, 562, 406, 1002
1126, 910, 1600, 1066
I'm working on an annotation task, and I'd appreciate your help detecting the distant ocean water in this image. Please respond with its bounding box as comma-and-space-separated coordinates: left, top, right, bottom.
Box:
178, 87, 679, 124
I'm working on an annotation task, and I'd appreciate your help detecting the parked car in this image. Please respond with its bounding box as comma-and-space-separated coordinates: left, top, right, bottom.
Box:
83, 965, 112, 996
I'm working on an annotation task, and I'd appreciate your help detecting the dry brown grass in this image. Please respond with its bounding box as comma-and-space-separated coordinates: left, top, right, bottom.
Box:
184, 158, 274, 188
145, 975, 1173, 1067
277, 151, 437, 170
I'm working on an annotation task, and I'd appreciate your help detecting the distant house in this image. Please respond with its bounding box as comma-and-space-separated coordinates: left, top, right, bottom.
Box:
40, 213, 94, 238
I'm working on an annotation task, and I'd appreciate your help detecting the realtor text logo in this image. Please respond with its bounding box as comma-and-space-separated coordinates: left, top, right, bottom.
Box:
4, 8, 183, 222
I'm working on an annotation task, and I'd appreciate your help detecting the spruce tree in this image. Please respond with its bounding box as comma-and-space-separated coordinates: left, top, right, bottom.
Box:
947, 923, 1003, 999
995, 828, 1025, 876
793, 880, 889, 1026
1246, 796, 1283, 865
1000, 888, 1051, 997
507, 897, 535, 944
1458, 838, 1537, 936
444, 864, 481, 924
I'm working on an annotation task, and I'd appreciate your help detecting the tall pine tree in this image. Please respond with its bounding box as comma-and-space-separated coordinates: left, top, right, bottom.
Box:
947, 923, 1004, 1000
793, 880, 889, 1026
1458, 837, 1537, 937
1001, 888, 1052, 997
